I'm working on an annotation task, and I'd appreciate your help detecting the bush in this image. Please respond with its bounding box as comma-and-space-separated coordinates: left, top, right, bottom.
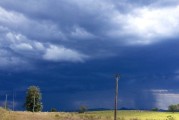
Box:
168, 105, 178, 112
51, 108, 57, 112
151, 108, 159, 111
78, 106, 87, 113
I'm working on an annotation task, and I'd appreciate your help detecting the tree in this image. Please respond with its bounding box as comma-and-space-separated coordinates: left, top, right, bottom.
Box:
25, 86, 43, 112
78, 106, 87, 113
168, 105, 177, 112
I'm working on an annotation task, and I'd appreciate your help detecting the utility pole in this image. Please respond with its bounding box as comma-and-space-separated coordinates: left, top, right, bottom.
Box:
12, 91, 15, 111
114, 74, 120, 120
33, 94, 35, 112
5, 94, 8, 110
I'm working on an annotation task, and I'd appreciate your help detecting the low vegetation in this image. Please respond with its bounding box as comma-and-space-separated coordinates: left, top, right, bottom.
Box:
78, 105, 88, 113
168, 104, 179, 112
2, 107, 179, 120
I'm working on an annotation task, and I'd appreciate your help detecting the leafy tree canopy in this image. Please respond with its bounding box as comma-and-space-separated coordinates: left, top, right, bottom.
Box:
25, 86, 43, 112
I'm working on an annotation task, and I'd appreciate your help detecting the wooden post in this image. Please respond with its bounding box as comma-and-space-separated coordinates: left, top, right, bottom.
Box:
5, 94, 8, 110
114, 74, 120, 120
12, 91, 15, 111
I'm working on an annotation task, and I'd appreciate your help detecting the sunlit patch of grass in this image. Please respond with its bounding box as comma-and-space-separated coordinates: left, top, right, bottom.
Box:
1, 107, 179, 120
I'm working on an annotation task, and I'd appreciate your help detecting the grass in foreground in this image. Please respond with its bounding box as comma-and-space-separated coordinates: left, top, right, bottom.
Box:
0, 108, 179, 120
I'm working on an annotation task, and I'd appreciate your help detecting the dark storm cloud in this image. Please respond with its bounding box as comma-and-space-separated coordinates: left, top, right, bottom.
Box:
0, 0, 178, 66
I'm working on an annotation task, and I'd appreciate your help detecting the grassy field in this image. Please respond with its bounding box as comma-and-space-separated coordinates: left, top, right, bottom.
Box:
1, 107, 179, 120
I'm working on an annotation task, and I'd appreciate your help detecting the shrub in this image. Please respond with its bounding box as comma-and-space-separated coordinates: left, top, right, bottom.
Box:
51, 108, 57, 112
78, 106, 87, 113
168, 105, 177, 112
151, 108, 159, 111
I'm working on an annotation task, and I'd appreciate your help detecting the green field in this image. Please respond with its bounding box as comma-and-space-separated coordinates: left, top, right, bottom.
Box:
1, 108, 179, 120
88, 110, 179, 120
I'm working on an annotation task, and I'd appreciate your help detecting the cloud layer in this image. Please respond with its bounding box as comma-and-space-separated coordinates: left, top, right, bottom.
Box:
1, 0, 179, 68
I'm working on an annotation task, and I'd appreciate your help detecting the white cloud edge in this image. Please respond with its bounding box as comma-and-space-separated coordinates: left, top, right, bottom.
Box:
43, 44, 89, 62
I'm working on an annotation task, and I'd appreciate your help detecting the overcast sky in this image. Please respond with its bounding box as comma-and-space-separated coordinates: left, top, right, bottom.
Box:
1, 0, 179, 111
